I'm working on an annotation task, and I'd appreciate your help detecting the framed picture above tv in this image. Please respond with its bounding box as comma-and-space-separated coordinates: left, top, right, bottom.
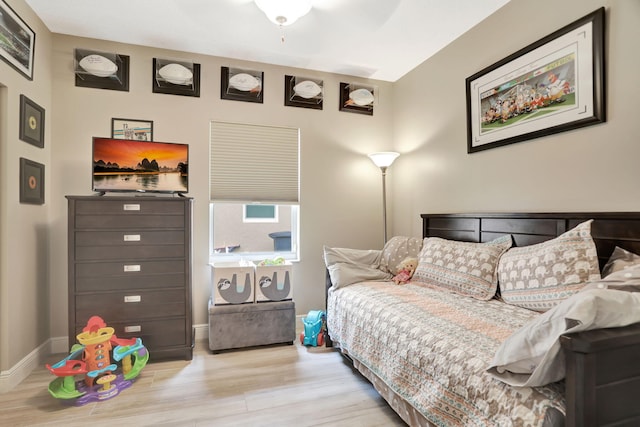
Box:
111, 118, 153, 141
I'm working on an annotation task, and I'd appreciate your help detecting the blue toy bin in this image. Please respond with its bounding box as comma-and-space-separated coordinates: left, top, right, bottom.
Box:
300, 310, 325, 347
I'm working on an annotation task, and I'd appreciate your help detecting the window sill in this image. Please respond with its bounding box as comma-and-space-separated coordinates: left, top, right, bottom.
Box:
210, 252, 299, 265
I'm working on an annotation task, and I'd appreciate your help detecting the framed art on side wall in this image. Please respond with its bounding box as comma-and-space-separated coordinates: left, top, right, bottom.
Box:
20, 158, 45, 205
466, 8, 605, 153
0, 0, 35, 80
19, 95, 45, 148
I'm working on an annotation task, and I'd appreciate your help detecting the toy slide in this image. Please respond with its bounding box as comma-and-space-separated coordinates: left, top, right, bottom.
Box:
113, 337, 149, 380
46, 359, 88, 399
45, 316, 149, 405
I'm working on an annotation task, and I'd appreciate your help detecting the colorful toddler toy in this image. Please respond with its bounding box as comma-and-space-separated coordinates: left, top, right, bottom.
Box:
46, 315, 149, 405
300, 310, 326, 347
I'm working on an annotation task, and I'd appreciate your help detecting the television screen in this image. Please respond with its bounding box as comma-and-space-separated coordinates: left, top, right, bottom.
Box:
92, 137, 188, 194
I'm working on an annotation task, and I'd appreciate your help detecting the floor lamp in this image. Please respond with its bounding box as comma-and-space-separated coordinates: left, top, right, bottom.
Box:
368, 152, 400, 244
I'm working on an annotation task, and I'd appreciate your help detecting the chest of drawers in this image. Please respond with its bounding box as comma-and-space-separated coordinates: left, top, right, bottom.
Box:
67, 195, 193, 360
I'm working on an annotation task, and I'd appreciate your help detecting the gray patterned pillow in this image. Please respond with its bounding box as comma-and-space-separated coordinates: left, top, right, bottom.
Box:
413, 235, 512, 300
379, 236, 423, 275
602, 246, 640, 278
497, 220, 600, 312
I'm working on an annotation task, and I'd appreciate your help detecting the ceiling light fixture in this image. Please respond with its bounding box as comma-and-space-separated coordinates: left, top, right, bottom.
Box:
254, 0, 312, 27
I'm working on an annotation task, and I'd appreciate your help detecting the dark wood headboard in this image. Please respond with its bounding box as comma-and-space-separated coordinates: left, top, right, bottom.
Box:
421, 212, 640, 270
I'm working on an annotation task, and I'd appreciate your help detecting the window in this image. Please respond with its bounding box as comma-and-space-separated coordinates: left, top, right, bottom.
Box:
211, 203, 298, 260
210, 121, 299, 262
244, 204, 277, 223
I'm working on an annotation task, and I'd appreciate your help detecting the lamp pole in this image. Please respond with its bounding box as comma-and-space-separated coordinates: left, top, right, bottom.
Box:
380, 166, 389, 244
368, 152, 399, 246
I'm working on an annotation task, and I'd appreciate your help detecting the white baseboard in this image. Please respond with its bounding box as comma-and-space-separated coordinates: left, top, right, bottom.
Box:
296, 314, 304, 334
0, 336, 68, 394
51, 336, 70, 354
193, 323, 208, 341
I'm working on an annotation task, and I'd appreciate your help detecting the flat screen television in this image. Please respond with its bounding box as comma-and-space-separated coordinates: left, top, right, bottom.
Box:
92, 137, 189, 194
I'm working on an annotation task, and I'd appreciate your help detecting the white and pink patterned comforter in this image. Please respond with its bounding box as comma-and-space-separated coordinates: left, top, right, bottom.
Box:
327, 281, 565, 426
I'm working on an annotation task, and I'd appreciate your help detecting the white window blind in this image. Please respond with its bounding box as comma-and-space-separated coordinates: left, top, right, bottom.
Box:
210, 121, 299, 203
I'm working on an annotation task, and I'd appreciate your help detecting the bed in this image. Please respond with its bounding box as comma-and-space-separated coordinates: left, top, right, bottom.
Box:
325, 212, 640, 427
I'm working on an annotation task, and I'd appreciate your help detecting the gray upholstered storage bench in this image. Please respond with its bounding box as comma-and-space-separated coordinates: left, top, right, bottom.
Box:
208, 299, 296, 352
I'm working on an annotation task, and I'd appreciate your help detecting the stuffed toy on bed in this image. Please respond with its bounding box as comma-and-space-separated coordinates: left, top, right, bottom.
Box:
392, 257, 418, 285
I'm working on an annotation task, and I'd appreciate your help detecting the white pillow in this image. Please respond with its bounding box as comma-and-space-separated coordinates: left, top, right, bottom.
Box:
323, 246, 391, 289
323, 246, 382, 267
488, 288, 640, 387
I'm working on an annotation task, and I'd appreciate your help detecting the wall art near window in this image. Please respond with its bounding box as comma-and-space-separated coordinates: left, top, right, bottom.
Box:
19, 157, 44, 205
152, 58, 201, 97
19, 95, 45, 148
75, 48, 130, 91
221, 67, 263, 103
111, 118, 153, 141
339, 82, 375, 115
284, 75, 323, 110
0, 0, 35, 80
466, 8, 605, 153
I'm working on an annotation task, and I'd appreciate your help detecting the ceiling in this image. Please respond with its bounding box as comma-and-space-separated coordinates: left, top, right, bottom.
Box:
26, 0, 509, 82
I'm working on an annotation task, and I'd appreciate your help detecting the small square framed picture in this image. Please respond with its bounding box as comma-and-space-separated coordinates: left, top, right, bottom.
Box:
19, 157, 45, 205
339, 82, 376, 116
221, 66, 263, 103
75, 48, 130, 92
284, 75, 323, 110
111, 118, 153, 141
153, 58, 201, 97
19, 95, 45, 148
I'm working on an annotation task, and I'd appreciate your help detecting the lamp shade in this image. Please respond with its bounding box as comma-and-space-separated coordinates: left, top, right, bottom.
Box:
254, 0, 312, 26
368, 152, 400, 169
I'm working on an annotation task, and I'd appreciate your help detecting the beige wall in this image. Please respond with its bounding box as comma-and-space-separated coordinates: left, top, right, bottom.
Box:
47, 35, 395, 340
391, 0, 640, 238
0, 0, 52, 372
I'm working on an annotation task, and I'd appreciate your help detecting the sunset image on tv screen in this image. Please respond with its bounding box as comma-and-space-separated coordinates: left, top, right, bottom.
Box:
92, 137, 188, 193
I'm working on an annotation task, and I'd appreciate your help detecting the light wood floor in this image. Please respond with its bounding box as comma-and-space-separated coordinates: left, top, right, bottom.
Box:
0, 340, 406, 426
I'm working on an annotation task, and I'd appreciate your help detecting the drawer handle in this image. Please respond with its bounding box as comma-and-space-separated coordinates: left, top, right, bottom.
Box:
124, 295, 141, 303
124, 234, 141, 242
123, 204, 141, 211
123, 265, 141, 272
124, 325, 141, 333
